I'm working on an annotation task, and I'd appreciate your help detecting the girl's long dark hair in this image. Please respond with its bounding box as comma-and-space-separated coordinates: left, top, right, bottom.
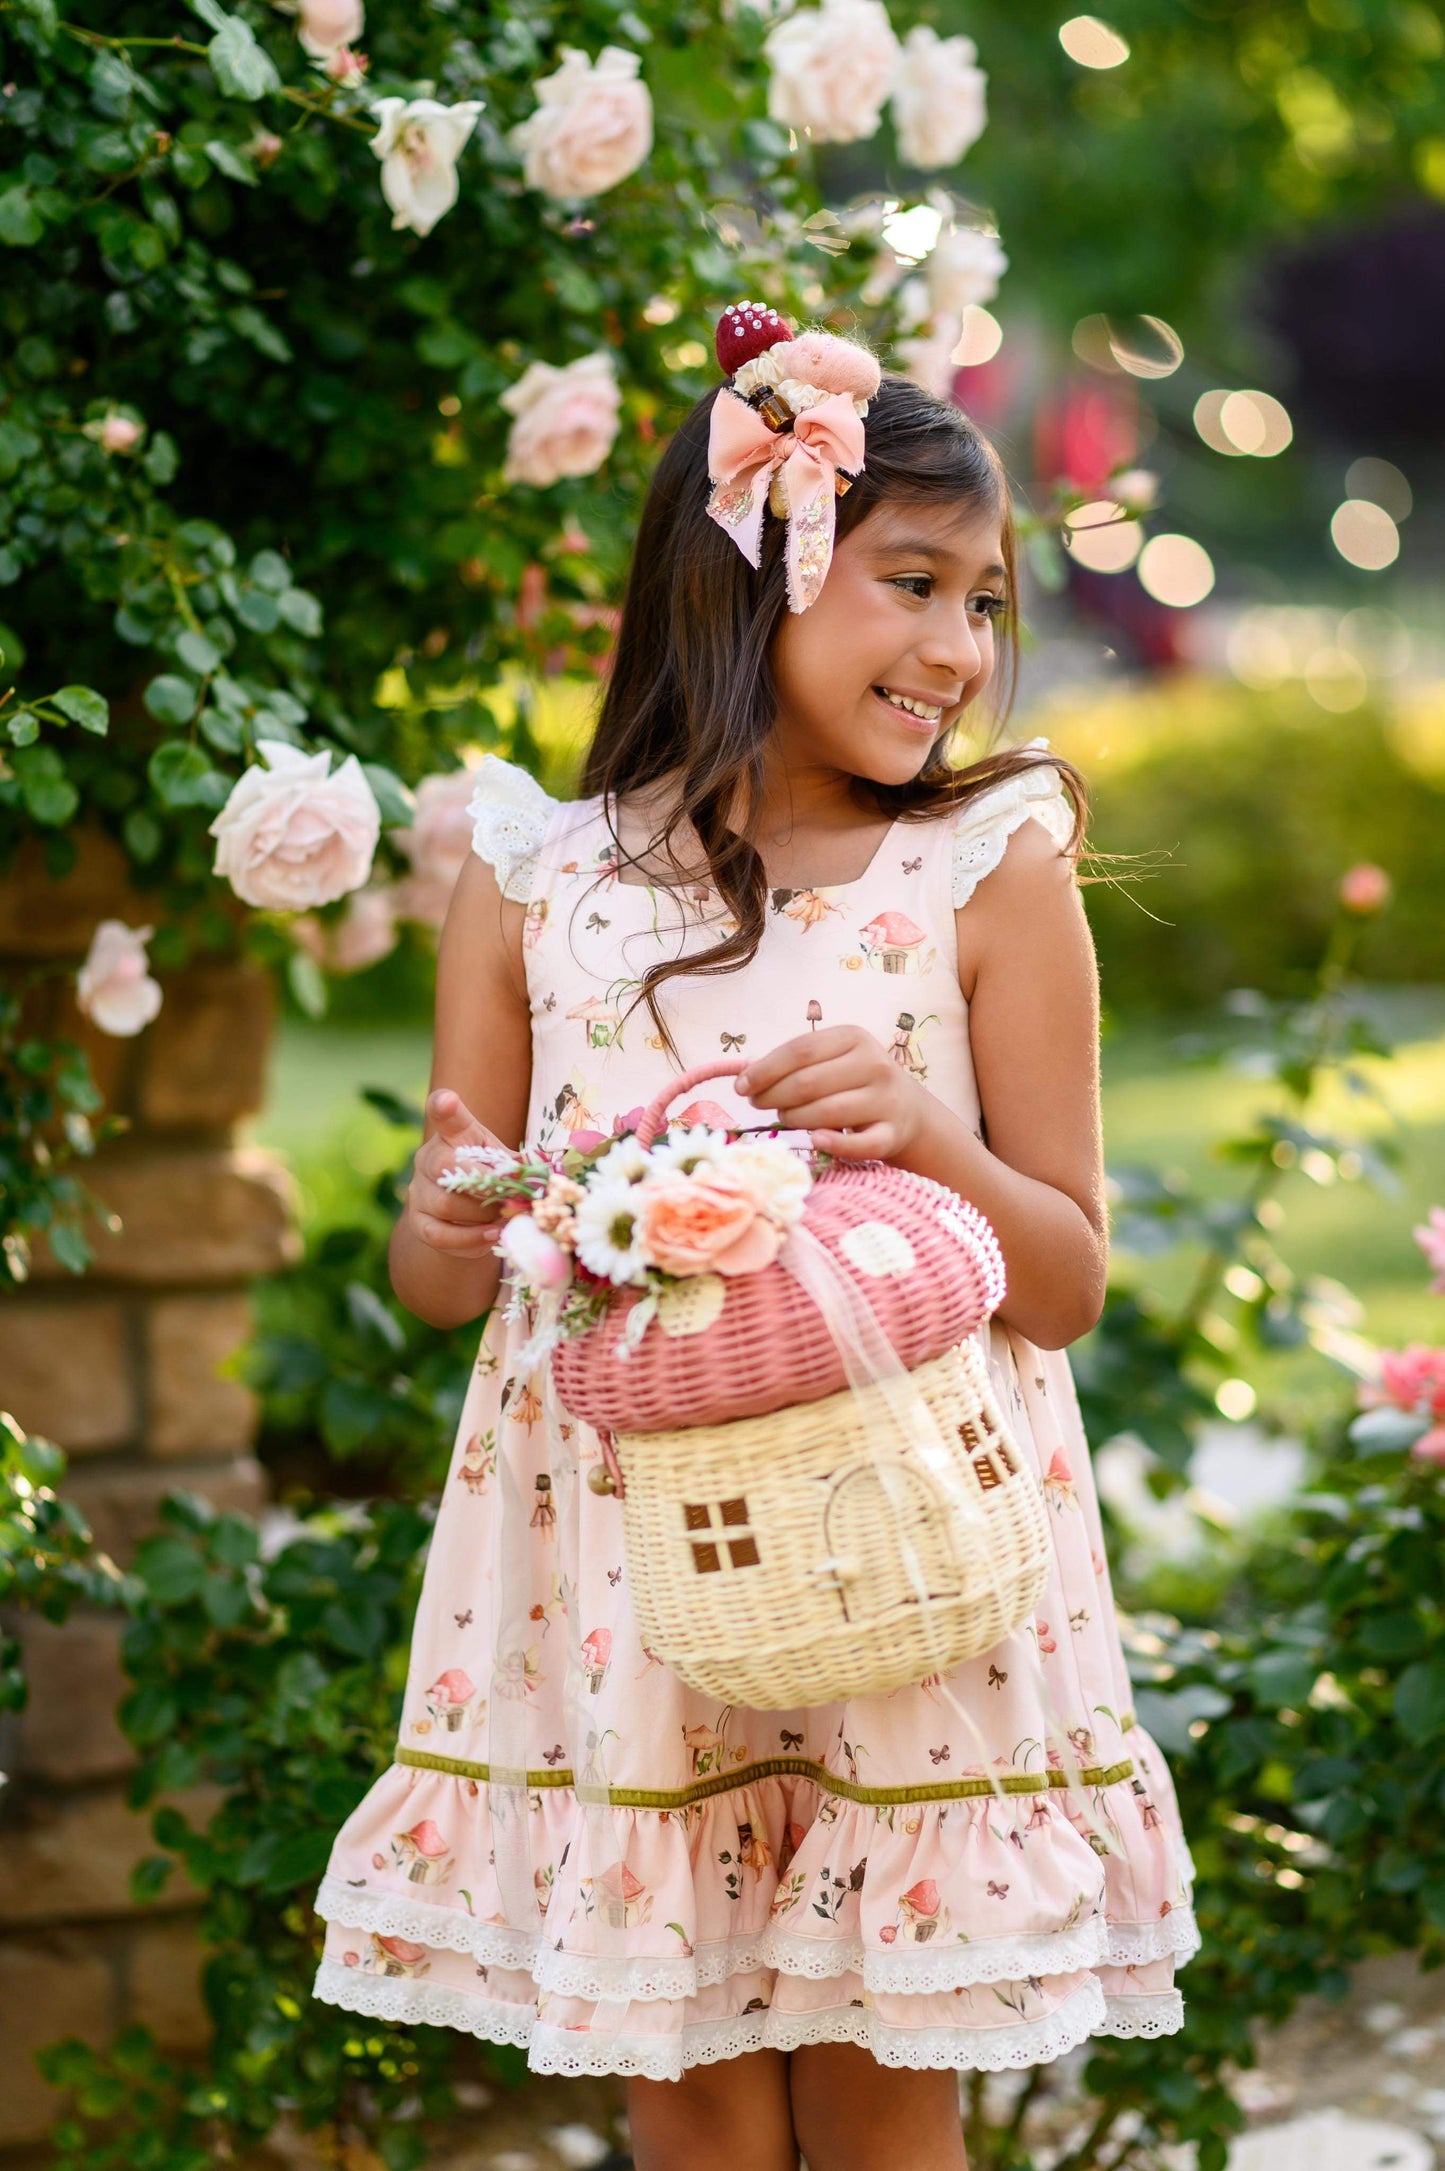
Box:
579, 369, 1088, 1060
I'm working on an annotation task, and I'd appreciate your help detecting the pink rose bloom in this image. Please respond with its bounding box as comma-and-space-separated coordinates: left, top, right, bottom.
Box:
501, 353, 620, 488
297, 0, 363, 58
1413, 1426, 1445, 1466
764, 0, 901, 146
291, 885, 398, 974
1359, 1344, 1445, 1421
637, 1169, 781, 1279
1339, 862, 1391, 915
392, 769, 476, 929
210, 739, 380, 911
512, 46, 653, 199
98, 413, 142, 454
1413, 1206, 1445, 1293
76, 920, 162, 1037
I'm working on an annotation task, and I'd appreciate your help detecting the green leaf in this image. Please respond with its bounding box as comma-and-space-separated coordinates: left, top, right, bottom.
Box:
51, 684, 109, 735
144, 674, 199, 726
122, 806, 163, 863
204, 137, 258, 186
1249, 1649, 1318, 1709
248, 548, 292, 593
6, 709, 38, 746
235, 587, 281, 634
205, 13, 281, 102
0, 186, 43, 248
277, 586, 322, 637
131, 1533, 206, 1606
198, 704, 244, 754
147, 740, 217, 807
361, 762, 413, 825
142, 430, 179, 486
20, 767, 79, 826
48, 1222, 92, 1275
175, 628, 221, 677
1395, 1656, 1445, 1745
287, 948, 327, 1019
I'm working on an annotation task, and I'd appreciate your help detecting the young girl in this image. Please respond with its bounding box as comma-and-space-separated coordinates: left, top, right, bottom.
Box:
310, 315, 1195, 2170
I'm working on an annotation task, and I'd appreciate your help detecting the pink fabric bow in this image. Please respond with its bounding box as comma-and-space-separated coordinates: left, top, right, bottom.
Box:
705, 388, 866, 613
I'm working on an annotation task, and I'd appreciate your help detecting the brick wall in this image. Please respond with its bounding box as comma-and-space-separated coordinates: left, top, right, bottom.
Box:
0, 833, 297, 2158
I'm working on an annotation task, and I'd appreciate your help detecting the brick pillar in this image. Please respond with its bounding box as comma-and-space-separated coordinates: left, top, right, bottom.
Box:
0, 832, 297, 2158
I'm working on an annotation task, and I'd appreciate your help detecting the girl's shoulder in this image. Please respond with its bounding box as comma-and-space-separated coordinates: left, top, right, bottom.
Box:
942, 736, 1075, 912
467, 751, 593, 901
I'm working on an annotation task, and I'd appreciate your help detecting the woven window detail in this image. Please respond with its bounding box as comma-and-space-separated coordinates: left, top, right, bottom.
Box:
684, 1496, 761, 1574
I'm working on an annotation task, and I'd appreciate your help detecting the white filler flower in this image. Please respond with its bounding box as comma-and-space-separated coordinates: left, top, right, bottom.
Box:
369, 97, 485, 237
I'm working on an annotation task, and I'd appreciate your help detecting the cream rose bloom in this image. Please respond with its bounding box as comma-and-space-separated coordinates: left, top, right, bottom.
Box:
926, 224, 1008, 316
76, 921, 162, 1038
210, 740, 380, 911
891, 26, 986, 170
764, 0, 901, 146
298, 0, 363, 58
512, 46, 653, 199
369, 96, 484, 237
501, 352, 620, 488
392, 768, 476, 929
719, 1139, 812, 1226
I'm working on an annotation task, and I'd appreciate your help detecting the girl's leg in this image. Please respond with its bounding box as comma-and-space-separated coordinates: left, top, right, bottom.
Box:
628, 2048, 800, 2171
789, 2043, 967, 2171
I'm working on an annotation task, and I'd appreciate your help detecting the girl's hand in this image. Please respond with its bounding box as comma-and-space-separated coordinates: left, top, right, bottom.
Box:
407, 1089, 517, 1258
734, 1025, 927, 1162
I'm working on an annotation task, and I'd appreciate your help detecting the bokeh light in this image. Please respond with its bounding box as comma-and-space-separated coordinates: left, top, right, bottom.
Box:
1061, 500, 1143, 573
950, 305, 1003, 367
1194, 388, 1293, 456
1345, 456, 1412, 521
1302, 648, 1368, 712
1338, 606, 1412, 676
882, 202, 943, 263
1059, 15, 1130, 67
1072, 313, 1183, 378
1138, 533, 1214, 606
1330, 499, 1400, 570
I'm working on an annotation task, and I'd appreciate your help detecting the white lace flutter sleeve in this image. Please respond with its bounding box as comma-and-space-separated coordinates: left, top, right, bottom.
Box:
950, 735, 1076, 909
467, 752, 560, 903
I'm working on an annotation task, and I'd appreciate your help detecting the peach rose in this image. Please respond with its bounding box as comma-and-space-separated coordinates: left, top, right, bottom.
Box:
512, 46, 653, 199
501, 352, 620, 488
637, 1170, 782, 1278
210, 739, 380, 910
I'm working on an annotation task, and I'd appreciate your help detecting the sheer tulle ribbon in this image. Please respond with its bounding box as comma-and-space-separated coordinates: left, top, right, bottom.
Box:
705, 388, 865, 613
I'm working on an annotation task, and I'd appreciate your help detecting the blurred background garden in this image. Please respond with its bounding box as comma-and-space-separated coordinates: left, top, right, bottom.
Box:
1, 0, 1444, 2165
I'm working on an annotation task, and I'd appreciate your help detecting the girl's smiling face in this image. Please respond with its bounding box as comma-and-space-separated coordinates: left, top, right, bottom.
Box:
769, 495, 1009, 790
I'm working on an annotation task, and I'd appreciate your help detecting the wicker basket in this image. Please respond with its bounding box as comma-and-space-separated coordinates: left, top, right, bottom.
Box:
551, 1060, 1005, 1433
612, 1334, 1051, 1709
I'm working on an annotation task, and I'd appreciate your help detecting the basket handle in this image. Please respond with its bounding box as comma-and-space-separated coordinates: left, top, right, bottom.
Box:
635, 1059, 746, 1148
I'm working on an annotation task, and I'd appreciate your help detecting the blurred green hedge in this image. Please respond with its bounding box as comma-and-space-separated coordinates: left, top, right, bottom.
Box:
1044, 676, 1445, 1010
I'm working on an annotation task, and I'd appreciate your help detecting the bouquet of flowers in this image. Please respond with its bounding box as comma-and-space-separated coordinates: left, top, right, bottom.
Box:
439, 1123, 819, 1370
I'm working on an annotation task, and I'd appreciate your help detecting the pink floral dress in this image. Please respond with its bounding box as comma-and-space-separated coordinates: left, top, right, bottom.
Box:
310, 737, 1197, 2079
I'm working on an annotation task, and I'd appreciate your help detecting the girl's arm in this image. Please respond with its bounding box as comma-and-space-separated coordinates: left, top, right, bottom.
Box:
737, 818, 1105, 1350
388, 852, 535, 1331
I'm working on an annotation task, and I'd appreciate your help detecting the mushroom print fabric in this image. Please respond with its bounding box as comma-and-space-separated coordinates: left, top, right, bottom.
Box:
309, 740, 1197, 2078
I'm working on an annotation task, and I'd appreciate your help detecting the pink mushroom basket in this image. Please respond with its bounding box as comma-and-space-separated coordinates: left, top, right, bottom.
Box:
450, 1059, 1051, 1710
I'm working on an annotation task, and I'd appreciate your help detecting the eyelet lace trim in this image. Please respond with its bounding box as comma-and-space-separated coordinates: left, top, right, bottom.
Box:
313, 1960, 532, 2045
761, 1914, 1112, 1991
950, 737, 1074, 911
313, 1874, 537, 1970
313, 1969, 1122, 2079
1100, 1991, 1186, 2039
467, 752, 559, 904
1107, 1907, 1201, 1968
316, 1875, 1200, 2004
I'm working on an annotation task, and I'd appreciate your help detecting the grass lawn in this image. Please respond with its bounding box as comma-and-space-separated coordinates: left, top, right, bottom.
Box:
251, 989, 1445, 1358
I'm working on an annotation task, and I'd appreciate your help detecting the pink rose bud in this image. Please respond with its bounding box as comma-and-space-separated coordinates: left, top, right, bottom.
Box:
1339, 862, 1391, 915
250, 131, 283, 167
99, 413, 142, 454
325, 45, 368, 81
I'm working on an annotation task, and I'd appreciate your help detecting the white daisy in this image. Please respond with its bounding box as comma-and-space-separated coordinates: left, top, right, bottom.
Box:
590, 1134, 651, 1186
646, 1125, 730, 1178
572, 1175, 651, 1285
